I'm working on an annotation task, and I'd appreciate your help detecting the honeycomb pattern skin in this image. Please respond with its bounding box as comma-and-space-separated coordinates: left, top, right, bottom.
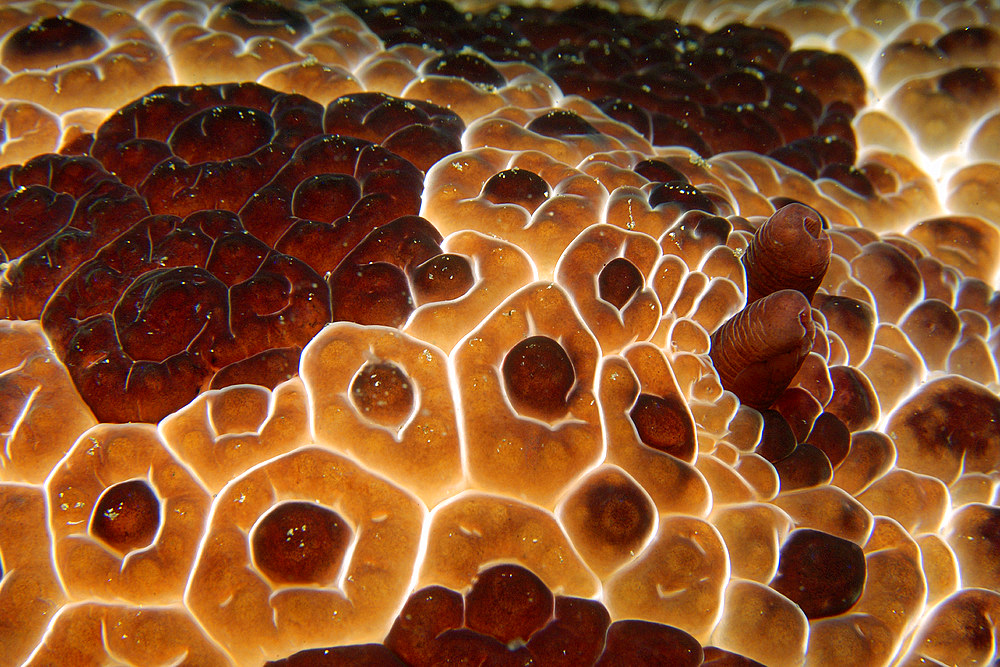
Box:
2, 1, 1000, 665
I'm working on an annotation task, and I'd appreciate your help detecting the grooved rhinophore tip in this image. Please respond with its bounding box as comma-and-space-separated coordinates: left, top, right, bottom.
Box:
743, 203, 831, 304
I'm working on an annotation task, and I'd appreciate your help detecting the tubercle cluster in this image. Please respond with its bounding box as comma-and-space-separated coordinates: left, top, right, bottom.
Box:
1, 1, 1000, 666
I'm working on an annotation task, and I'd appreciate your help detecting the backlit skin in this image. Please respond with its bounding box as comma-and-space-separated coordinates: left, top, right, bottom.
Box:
1, 1, 1000, 665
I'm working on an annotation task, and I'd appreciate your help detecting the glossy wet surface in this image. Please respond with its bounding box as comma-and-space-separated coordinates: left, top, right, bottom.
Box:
1, 0, 1000, 665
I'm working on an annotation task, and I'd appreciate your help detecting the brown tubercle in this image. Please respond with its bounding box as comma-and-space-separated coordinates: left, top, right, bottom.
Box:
769, 528, 867, 618
47, 423, 211, 605
557, 465, 657, 578
482, 167, 551, 212
597, 257, 644, 310
90, 479, 161, 555
502, 335, 576, 421
186, 446, 424, 664
0, 2, 996, 665
251, 501, 352, 587
2, 16, 106, 71
630, 393, 697, 461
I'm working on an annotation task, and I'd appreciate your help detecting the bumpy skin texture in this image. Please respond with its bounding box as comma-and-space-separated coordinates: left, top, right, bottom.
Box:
2, 1, 1000, 666
3, 84, 464, 422
282, 563, 711, 666
349, 0, 870, 182
0, 155, 151, 320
